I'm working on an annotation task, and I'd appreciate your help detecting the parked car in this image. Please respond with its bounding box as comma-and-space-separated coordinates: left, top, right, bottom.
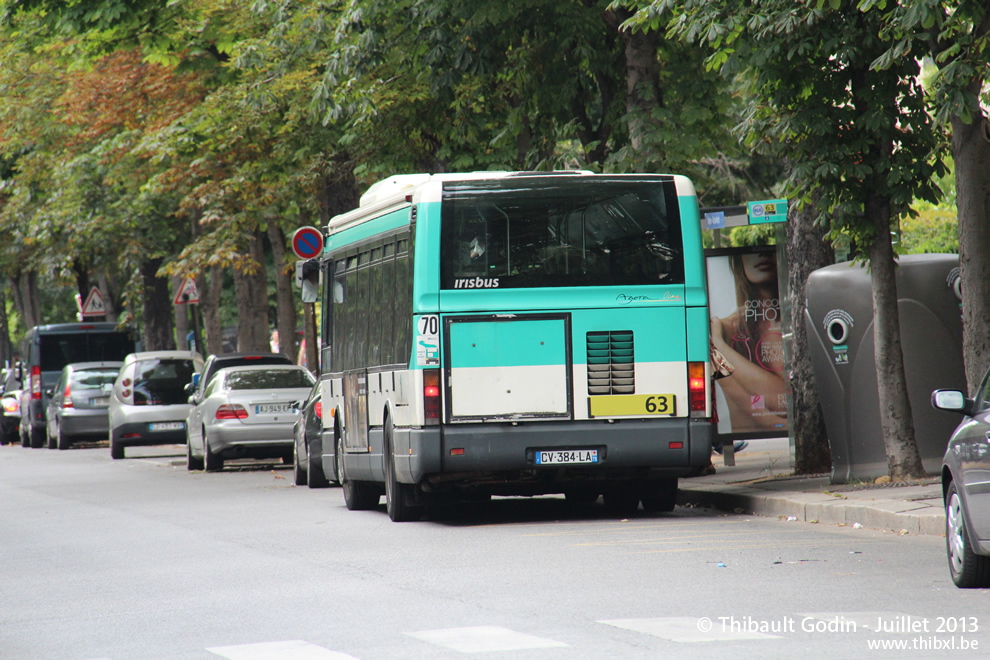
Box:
186, 364, 315, 471
187, 352, 293, 401
292, 383, 336, 488
1, 365, 23, 445
21, 323, 137, 448
109, 351, 204, 460
932, 374, 990, 588
46, 362, 123, 450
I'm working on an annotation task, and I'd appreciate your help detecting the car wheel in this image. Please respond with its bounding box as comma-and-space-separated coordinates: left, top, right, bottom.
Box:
203, 430, 223, 472
306, 434, 330, 489
47, 425, 57, 450
640, 478, 678, 513
30, 426, 46, 449
56, 424, 71, 451
338, 430, 379, 511
384, 417, 422, 522
293, 437, 307, 486
110, 430, 124, 460
946, 481, 990, 588
186, 437, 203, 471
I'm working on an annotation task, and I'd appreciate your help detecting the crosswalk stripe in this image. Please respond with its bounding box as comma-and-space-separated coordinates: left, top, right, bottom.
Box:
599, 617, 781, 642
206, 640, 359, 660
406, 626, 568, 653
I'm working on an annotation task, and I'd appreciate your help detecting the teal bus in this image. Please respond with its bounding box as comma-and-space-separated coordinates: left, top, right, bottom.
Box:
316, 171, 714, 521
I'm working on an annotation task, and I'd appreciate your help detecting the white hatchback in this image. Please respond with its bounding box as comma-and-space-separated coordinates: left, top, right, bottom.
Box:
109, 351, 204, 459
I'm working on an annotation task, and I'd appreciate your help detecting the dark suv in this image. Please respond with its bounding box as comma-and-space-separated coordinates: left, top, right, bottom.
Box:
20, 323, 138, 448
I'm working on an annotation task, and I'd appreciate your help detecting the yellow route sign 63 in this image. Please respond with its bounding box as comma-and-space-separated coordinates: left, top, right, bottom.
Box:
588, 394, 676, 418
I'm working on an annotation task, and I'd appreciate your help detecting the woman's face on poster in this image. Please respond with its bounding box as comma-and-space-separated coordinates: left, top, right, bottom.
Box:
741, 253, 777, 285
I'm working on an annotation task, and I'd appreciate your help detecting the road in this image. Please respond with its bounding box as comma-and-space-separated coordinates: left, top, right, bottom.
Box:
1, 442, 986, 660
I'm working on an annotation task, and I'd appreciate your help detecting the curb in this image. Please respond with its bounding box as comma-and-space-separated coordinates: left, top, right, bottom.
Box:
678, 486, 946, 537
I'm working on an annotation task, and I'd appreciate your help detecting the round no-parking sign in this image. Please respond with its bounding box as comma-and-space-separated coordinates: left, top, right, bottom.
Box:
292, 226, 325, 259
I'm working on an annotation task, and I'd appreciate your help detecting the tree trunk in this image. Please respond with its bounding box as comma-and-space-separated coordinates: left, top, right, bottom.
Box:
11, 272, 41, 330
867, 193, 926, 479
316, 155, 360, 227
951, 107, 990, 395
234, 228, 270, 353
140, 258, 176, 351
196, 267, 224, 355
605, 8, 663, 170
267, 223, 298, 362
0, 287, 11, 364
787, 192, 834, 474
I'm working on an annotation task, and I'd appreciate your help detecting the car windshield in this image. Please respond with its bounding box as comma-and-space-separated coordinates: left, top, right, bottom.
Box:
71, 369, 119, 389
133, 359, 197, 406
224, 370, 314, 391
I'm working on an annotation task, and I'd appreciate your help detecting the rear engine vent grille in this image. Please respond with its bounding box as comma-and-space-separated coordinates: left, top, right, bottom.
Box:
586, 331, 635, 395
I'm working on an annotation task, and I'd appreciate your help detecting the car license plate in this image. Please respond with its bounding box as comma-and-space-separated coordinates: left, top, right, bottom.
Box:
90, 397, 110, 407
148, 422, 184, 432
535, 449, 598, 465
255, 403, 294, 415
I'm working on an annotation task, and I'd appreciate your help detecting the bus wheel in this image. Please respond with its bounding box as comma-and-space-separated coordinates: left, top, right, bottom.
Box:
338, 431, 380, 511
384, 418, 422, 522
564, 488, 600, 507
640, 478, 678, 513
603, 485, 640, 515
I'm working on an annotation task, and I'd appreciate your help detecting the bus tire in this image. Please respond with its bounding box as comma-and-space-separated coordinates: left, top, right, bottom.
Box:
640, 478, 678, 513
338, 431, 380, 511
603, 484, 640, 514
384, 417, 422, 522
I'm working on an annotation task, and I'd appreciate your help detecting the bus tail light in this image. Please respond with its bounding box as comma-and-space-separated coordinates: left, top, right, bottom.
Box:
423, 369, 440, 425
31, 366, 41, 400
688, 362, 707, 418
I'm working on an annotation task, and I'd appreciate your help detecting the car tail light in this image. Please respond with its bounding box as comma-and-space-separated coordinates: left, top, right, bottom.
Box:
688, 362, 707, 418
62, 385, 74, 409
315, 401, 322, 419
3, 398, 18, 414
31, 366, 41, 400
216, 404, 248, 420
423, 369, 440, 425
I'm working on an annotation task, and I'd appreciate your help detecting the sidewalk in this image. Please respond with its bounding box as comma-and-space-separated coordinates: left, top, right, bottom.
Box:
677, 438, 945, 537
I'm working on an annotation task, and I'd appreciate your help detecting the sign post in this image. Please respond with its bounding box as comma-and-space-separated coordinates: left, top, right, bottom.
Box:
174, 276, 202, 354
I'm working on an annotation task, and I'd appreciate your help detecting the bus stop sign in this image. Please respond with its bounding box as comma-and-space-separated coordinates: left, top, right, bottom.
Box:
292, 226, 325, 260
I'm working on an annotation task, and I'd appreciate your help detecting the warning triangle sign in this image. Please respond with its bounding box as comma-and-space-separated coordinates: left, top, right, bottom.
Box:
80, 287, 106, 316
174, 276, 200, 305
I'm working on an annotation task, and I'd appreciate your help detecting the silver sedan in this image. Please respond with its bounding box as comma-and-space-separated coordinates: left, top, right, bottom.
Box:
185, 364, 315, 472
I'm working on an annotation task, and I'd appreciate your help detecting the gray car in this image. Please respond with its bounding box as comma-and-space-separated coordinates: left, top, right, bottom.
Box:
46, 362, 123, 450
109, 351, 204, 460
932, 369, 990, 588
186, 364, 315, 472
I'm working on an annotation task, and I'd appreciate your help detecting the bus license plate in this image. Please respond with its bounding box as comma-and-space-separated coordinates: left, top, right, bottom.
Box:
535, 450, 598, 465
255, 403, 294, 415
148, 422, 184, 432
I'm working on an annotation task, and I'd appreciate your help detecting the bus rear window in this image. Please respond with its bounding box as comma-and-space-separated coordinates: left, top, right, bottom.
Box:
440, 177, 684, 289
40, 333, 136, 372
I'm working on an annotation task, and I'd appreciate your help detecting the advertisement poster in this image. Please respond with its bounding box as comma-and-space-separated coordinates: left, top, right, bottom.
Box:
706, 247, 788, 436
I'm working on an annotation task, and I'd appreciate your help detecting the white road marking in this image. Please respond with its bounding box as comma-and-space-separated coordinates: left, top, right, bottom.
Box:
406, 626, 568, 653
207, 640, 359, 660
599, 617, 781, 642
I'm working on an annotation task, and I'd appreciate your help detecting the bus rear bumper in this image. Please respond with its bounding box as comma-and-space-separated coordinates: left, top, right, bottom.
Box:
394, 418, 713, 487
